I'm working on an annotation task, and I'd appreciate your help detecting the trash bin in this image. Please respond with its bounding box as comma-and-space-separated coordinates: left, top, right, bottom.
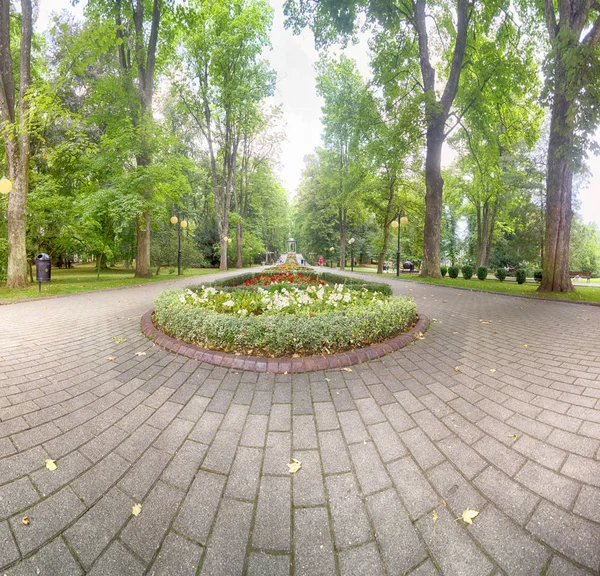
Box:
36, 253, 51, 283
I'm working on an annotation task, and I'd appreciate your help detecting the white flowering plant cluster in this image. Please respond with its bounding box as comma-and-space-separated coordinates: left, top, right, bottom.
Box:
155, 281, 417, 356
177, 283, 386, 317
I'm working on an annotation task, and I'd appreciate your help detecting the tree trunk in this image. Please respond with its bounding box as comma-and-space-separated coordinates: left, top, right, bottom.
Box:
377, 224, 390, 275
135, 212, 151, 277
476, 199, 492, 269
236, 221, 243, 268
539, 88, 573, 292
339, 207, 346, 270
420, 117, 445, 277
6, 163, 28, 287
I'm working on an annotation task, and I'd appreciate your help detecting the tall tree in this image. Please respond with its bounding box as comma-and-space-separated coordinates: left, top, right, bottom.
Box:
177, 0, 275, 270
0, 0, 32, 288
538, 0, 600, 292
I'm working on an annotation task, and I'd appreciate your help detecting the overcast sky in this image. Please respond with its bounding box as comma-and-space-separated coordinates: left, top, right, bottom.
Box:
39, 0, 600, 227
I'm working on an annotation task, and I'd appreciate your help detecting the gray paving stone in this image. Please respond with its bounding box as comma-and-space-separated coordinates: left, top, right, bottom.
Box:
247, 552, 290, 576
161, 439, 207, 490
263, 431, 291, 475
200, 499, 253, 576
32, 450, 91, 497
400, 428, 444, 470
221, 403, 249, 433
325, 473, 373, 548
437, 435, 486, 479
338, 542, 385, 576
348, 441, 391, 494
367, 420, 406, 462
366, 488, 426, 574
546, 555, 592, 576
114, 422, 160, 462
416, 505, 494, 576
71, 452, 129, 505
527, 500, 600, 572
0, 477, 39, 521
388, 456, 439, 519
292, 414, 318, 449
515, 460, 580, 509
65, 486, 133, 568
469, 505, 550, 576
201, 429, 240, 474
473, 466, 539, 525
87, 541, 145, 576
5, 536, 82, 576
240, 414, 268, 447
173, 470, 225, 544
10, 487, 86, 556
314, 402, 339, 430
319, 430, 351, 474
338, 410, 370, 444
472, 435, 526, 477
148, 531, 203, 576
253, 475, 291, 552
117, 446, 170, 500
427, 461, 486, 517
79, 425, 128, 463
225, 446, 262, 501
188, 411, 224, 444
293, 507, 335, 576
574, 485, 600, 523
561, 453, 600, 486
153, 417, 194, 453
513, 434, 567, 470
0, 520, 19, 571
355, 397, 386, 425
292, 449, 325, 506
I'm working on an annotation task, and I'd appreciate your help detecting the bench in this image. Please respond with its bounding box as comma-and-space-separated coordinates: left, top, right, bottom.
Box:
570, 271, 592, 283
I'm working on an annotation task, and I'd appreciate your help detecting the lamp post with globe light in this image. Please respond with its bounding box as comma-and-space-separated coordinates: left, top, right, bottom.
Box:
329, 246, 335, 268
170, 216, 188, 276
223, 236, 233, 270
348, 237, 355, 272
391, 215, 408, 277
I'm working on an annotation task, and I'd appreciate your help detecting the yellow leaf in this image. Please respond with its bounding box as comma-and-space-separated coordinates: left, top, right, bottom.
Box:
460, 507, 479, 525
490, 369, 496, 373
288, 458, 302, 474
452, 331, 459, 335
342, 367, 352, 372
523, 344, 528, 348
106, 357, 116, 362
132, 503, 142, 517
22, 516, 30, 525
455, 367, 461, 372
510, 434, 519, 441
45, 459, 57, 471
432, 510, 439, 523
135, 352, 146, 356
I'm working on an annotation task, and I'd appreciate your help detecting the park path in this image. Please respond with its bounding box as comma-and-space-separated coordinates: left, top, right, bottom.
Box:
0, 268, 600, 575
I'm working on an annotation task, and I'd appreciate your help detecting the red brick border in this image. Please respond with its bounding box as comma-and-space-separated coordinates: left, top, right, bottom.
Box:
141, 310, 429, 373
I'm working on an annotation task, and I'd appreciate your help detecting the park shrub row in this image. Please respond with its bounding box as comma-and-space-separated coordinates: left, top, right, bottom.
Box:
440, 265, 543, 284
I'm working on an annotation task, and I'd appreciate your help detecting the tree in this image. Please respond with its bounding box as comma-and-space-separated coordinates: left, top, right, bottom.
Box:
177, 0, 275, 270
538, 0, 600, 292
0, 0, 32, 288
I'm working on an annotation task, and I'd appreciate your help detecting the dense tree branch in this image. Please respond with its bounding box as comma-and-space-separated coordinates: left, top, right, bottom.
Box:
544, 0, 557, 44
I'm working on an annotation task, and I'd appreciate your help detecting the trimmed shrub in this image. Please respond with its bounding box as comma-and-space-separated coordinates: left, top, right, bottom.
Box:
448, 266, 459, 279
440, 266, 447, 277
477, 266, 488, 281
516, 269, 527, 284
495, 267, 507, 281
154, 289, 417, 357
461, 265, 474, 280
534, 270, 543, 283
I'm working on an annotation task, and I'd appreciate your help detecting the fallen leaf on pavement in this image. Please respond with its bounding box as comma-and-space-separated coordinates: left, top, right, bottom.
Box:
510, 434, 519, 441
106, 357, 116, 362
22, 517, 29, 525
288, 458, 302, 474
132, 503, 142, 516
452, 331, 459, 335
455, 367, 461, 372
135, 352, 146, 356
490, 369, 496, 373
460, 507, 479, 525
342, 368, 352, 372
45, 459, 57, 471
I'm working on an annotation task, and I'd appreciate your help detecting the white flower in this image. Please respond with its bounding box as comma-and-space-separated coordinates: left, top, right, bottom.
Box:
237, 309, 248, 316
223, 300, 235, 307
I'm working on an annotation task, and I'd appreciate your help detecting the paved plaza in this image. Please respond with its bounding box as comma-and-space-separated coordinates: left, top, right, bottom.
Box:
1, 269, 600, 575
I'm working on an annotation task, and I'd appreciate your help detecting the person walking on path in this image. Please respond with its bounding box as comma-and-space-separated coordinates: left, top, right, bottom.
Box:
319, 256, 323, 266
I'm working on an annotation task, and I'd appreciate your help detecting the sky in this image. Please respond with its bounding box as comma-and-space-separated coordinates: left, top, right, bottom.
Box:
38, 0, 600, 227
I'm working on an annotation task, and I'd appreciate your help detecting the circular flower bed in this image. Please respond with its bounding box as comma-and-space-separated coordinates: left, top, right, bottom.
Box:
244, 272, 325, 288
153, 276, 417, 357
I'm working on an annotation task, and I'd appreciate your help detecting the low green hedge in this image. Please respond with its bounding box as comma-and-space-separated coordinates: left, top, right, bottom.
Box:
154, 289, 417, 356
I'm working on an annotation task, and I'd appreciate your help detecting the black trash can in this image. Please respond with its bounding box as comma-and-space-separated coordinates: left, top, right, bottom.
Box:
36, 253, 51, 283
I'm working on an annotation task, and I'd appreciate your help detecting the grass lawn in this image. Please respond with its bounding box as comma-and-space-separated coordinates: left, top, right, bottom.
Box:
353, 267, 600, 304
0, 264, 223, 302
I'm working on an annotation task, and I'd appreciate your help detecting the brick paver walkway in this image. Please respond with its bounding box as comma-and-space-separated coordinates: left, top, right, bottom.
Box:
1, 269, 600, 575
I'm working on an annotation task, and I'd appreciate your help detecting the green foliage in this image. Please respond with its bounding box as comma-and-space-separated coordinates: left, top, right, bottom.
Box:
495, 267, 507, 281
477, 266, 488, 281
534, 269, 543, 282
516, 269, 527, 284
440, 266, 447, 277
448, 266, 459, 279
154, 288, 417, 356
461, 265, 474, 280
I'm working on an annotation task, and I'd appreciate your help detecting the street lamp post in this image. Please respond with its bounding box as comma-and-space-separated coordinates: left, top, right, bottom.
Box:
329, 246, 335, 268
391, 215, 408, 277
223, 236, 233, 270
348, 237, 355, 272
170, 216, 188, 276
